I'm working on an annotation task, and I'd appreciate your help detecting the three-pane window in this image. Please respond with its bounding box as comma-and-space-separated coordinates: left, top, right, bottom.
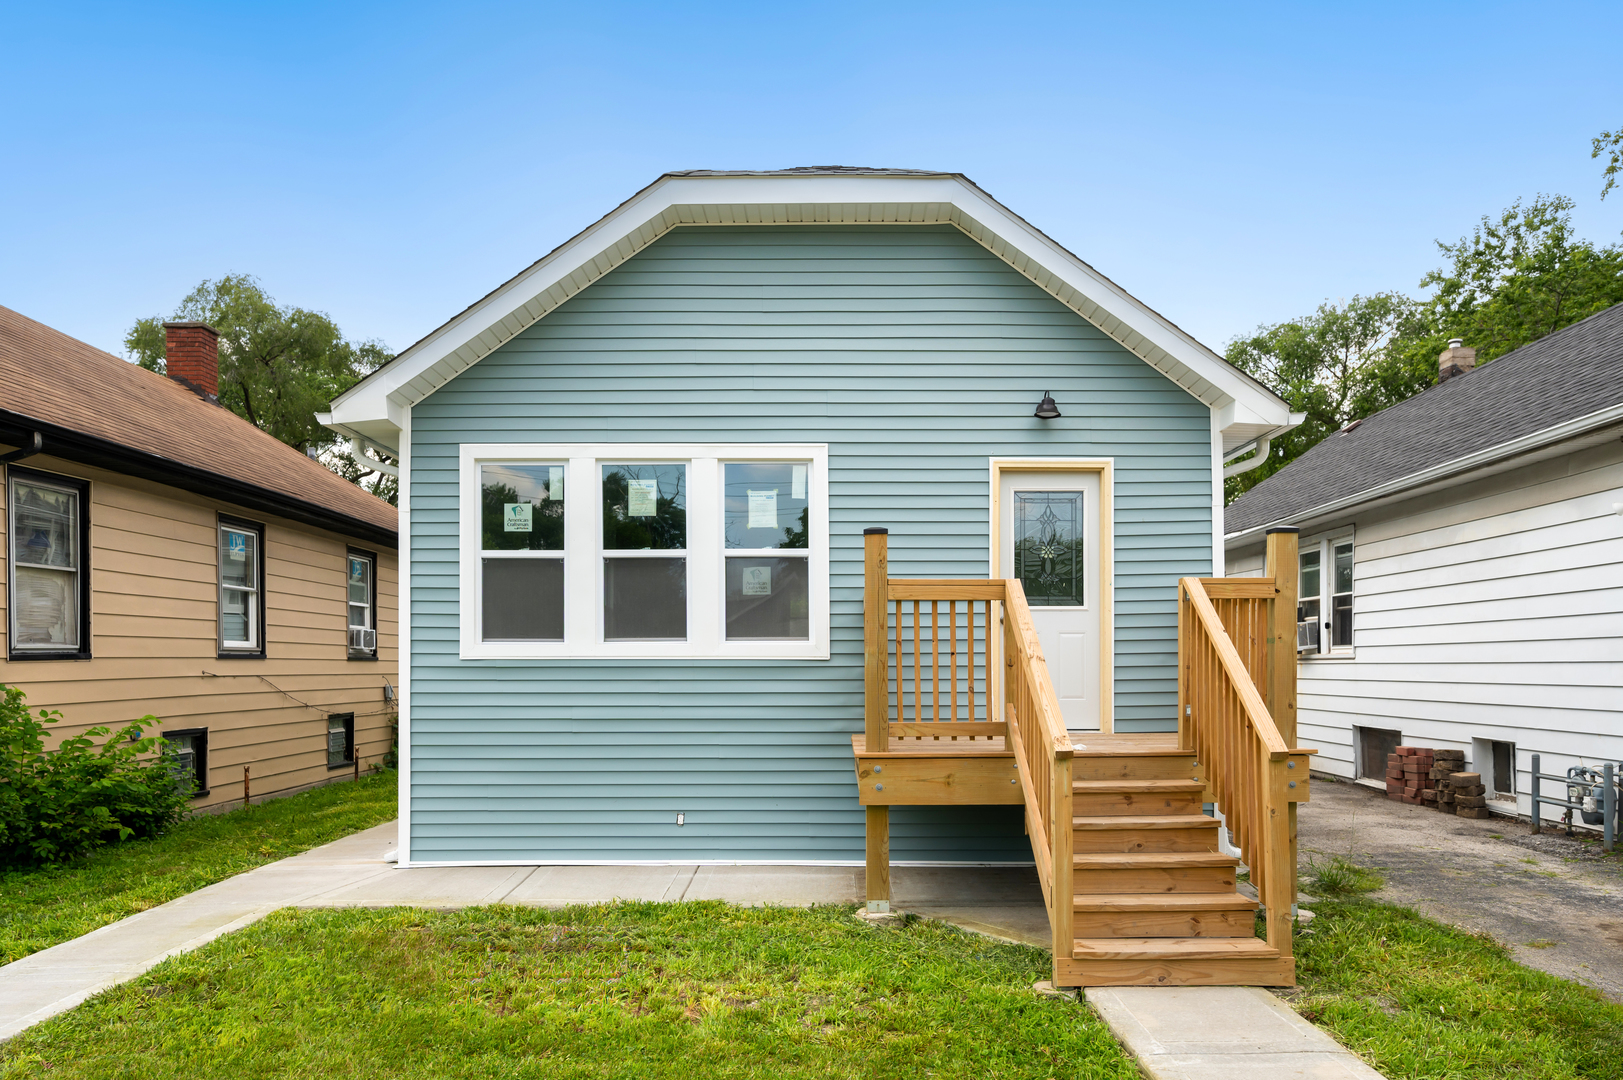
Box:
463, 445, 828, 659
218, 519, 263, 654
7, 469, 87, 656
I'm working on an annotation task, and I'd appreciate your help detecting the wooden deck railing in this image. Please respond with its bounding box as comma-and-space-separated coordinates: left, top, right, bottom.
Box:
862, 530, 1073, 957
1177, 528, 1304, 957
1001, 578, 1075, 960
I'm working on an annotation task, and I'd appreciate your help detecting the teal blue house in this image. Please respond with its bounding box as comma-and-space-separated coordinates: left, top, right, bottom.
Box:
322, 169, 1297, 868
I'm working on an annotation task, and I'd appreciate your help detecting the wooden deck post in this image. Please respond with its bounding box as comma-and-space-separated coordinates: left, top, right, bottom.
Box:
1263, 527, 1300, 919
863, 527, 891, 912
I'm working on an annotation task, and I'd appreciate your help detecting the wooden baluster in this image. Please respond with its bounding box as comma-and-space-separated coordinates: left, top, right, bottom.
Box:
949, 600, 959, 724
912, 601, 922, 727
931, 600, 941, 722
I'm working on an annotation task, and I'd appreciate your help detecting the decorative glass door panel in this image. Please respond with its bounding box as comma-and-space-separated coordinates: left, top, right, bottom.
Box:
1013, 492, 1084, 607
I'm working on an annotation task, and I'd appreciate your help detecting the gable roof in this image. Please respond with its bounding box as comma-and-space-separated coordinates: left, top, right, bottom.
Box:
0, 305, 396, 547
322, 168, 1294, 454
1225, 301, 1623, 540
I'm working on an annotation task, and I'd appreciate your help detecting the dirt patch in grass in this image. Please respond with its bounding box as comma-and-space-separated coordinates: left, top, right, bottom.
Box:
0, 903, 1139, 1080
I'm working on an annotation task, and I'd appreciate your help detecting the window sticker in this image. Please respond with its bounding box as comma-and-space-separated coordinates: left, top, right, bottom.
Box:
747, 489, 778, 530
792, 464, 807, 501
741, 564, 772, 596
548, 466, 564, 501
504, 502, 533, 532
227, 532, 246, 561
628, 479, 658, 517
349, 557, 365, 582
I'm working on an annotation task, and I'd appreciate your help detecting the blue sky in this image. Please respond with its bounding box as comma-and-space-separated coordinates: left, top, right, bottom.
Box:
4, 1, 1621, 360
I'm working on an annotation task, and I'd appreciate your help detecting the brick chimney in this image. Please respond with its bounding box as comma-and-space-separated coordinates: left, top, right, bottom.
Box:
163, 322, 220, 403
1438, 338, 1476, 384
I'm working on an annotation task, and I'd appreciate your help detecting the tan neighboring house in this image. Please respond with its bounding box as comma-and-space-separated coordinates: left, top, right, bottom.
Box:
0, 305, 398, 810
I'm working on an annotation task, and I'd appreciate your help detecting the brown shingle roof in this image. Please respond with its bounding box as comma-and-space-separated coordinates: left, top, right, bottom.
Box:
0, 305, 395, 544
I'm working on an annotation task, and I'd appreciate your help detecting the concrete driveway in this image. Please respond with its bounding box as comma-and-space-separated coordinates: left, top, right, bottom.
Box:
1297, 778, 1623, 1001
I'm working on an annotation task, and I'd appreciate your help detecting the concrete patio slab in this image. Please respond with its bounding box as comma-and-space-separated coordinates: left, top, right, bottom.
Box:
501, 864, 697, 904
1085, 986, 1386, 1079
683, 865, 862, 905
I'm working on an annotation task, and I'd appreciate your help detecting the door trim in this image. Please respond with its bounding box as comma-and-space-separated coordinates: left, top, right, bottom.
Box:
988, 457, 1114, 734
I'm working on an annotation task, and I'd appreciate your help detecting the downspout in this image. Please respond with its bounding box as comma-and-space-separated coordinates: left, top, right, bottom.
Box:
347, 437, 399, 478
0, 432, 44, 465
1222, 436, 1272, 479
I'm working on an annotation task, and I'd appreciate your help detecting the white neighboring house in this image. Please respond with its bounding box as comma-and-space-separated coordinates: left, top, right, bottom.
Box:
1225, 303, 1623, 822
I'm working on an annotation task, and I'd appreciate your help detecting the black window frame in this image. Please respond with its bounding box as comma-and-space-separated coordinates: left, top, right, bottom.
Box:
345, 547, 378, 660
6, 464, 92, 661
216, 514, 266, 659
326, 712, 356, 769
162, 726, 209, 798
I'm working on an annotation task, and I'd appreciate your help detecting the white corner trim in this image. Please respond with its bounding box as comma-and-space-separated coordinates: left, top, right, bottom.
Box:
397, 407, 413, 867
325, 173, 1291, 439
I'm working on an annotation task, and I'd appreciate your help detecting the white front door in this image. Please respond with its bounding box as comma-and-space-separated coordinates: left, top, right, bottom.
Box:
998, 471, 1102, 734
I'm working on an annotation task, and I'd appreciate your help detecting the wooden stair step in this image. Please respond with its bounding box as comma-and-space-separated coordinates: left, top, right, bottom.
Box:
1073, 893, 1257, 913
1072, 779, 1206, 795
1072, 815, 1220, 830
1073, 851, 1236, 869
1072, 936, 1279, 961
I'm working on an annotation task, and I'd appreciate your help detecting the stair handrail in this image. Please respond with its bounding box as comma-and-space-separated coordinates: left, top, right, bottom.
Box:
1001, 578, 1075, 964
1178, 574, 1295, 959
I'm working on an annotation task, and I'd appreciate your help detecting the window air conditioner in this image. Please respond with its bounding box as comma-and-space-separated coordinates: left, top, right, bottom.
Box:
1297, 619, 1319, 652
348, 627, 377, 652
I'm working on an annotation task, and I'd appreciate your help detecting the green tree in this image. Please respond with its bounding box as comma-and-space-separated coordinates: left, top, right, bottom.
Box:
125, 275, 395, 500
1223, 293, 1425, 502
1397, 194, 1623, 368
1595, 126, 1622, 200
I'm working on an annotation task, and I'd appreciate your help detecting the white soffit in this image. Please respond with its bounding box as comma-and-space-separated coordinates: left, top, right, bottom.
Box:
327, 171, 1291, 442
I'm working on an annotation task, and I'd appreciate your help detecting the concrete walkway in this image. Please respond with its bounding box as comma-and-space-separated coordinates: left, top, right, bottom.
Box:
0, 819, 1048, 1041
1087, 986, 1386, 1079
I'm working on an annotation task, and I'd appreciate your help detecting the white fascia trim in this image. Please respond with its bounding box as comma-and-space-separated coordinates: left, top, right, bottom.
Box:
1224, 400, 1623, 546
326, 174, 1291, 438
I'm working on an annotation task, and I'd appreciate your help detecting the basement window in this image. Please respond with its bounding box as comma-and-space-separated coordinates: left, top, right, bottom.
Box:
163, 728, 209, 797
327, 713, 355, 769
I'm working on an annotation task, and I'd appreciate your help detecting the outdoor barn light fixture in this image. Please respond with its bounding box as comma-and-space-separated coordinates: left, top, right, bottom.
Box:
1033, 391, 1061, 419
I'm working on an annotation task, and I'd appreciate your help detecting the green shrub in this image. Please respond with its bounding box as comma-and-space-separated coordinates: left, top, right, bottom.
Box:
0, 683, 193, 870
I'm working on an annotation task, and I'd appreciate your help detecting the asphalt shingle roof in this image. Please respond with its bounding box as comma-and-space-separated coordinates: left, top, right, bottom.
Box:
0, 305, 396, 540
1225, 301, 1623, 536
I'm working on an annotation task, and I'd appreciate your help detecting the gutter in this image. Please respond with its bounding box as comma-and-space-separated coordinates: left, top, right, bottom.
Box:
0, 409, 397, 549
1224, 400, 1623, 546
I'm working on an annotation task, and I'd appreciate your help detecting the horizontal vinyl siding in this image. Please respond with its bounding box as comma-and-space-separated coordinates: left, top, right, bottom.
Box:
0, 456, 398, 808
410, 225, 1213, 862
1289, 441, 1623, 806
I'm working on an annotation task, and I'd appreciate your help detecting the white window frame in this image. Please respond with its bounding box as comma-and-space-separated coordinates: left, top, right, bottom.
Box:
6, 468, 87, 656
217, 519, 262, 653
459, 443, 830, 660
1299, 531, 1354, 657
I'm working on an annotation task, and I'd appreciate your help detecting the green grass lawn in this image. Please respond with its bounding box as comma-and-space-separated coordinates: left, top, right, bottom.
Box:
0, 770, 397, 965
1292, 899, 1623, 1080
0, 903, 1138, 1080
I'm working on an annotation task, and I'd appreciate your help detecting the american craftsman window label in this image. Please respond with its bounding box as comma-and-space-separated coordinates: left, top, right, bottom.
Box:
741, 565, 772, 596
628, 479, 658, 517
504, 502, 533, 532
747, 489, 778, 530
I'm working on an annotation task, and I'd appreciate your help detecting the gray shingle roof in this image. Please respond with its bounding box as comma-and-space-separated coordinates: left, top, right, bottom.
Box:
1225, 301, 1623, 536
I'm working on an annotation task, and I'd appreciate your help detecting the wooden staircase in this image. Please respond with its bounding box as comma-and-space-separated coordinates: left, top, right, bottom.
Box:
1059, 736, 1293, 986
853, 527, 1312, 989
